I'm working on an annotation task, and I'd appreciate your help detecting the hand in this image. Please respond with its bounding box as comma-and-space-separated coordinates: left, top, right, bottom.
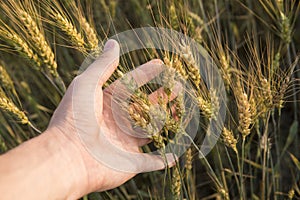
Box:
0, 39, 179, 200
47, 39, 177, 194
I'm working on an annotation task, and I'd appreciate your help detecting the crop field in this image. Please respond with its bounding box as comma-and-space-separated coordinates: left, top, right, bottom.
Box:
0, 0, 299, 199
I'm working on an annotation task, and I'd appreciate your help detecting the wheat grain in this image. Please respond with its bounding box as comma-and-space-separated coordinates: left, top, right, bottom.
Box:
260, 77, 273, 111
172, 167, 181, 198
0, 29, 41, 68
184, 59, 201, 89
237, 91, 252, 138
220, 54, 232, 89
169, 4, 180, 30
54, 13, 85, 49
173, 57, 188, 80
180, 42, 201, 89
185, 148, 193, 170
218, 188, 229, 200
288, 188, 295, 199
179, 43, 214, 119
163, 56, 188, 80
78, 15, 99, 51
197, 96, 213, 119
0, 88, 28, 124
0, 65, 14, 91
280, 11, 291, 43
210, 89, 219, 120
152, 134, 165, 149
174, 94, 185, 120
19, 10, 58, 76
274, 75, 290, 108
222, 127, 238, 153
162, 66, 176, 97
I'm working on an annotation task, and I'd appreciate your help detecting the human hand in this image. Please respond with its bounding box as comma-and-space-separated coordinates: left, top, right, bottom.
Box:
46, 39, 178, 194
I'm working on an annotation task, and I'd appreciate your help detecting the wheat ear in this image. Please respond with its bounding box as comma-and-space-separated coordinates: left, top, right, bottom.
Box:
0, 29, 41, 69
172, 167, 181, 199
222, 127, 238, 153
0, 65, 14, 92
54, 13, 85, 49
0, 88, 28, 124
78, 15, 99, 51
19, 10, 58, 77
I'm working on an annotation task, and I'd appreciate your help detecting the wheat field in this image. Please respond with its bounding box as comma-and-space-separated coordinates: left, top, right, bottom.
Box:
0, 0, 299, 199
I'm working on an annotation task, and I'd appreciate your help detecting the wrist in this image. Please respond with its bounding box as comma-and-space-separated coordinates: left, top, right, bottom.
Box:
43, 127, 91, 199
44, 127, 104, 199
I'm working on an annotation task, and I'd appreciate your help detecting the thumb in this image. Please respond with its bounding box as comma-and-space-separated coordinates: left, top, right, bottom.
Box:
80, 39, 120, 86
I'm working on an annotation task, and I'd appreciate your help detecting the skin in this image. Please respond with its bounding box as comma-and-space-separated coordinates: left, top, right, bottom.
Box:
0, 40, 176, 200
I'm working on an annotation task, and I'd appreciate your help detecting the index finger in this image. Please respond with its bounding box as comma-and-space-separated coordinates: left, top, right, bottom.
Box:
105, 59, 164, 97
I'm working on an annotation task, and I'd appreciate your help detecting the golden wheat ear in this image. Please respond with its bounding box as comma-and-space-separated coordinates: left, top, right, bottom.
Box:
0, 25, 42, 70
77, 14, 99, 51
0, 88, 29, 125
0, 64, 14, 92
171, 167, 182, 198
53, 12, 85, 49
222, 127, 238, 154
19, 10, 58, 77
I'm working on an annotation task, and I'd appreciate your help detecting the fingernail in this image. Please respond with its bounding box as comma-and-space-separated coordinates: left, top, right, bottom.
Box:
103, 39, 115, 52
149, 59, 163, 65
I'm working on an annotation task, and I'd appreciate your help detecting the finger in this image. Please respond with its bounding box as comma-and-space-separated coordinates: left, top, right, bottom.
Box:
78, 39, 120, 86
105, 59, 164, 95
137, 153, 177, 172
137, 138, 152, 146
148, 82, 183, 104
128, 59, 164, 87
71, 40, 119, 129
92, 128, 179, 173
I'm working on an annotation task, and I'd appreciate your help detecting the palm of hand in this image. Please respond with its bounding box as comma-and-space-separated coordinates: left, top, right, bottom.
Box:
48, 40, 176, 192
